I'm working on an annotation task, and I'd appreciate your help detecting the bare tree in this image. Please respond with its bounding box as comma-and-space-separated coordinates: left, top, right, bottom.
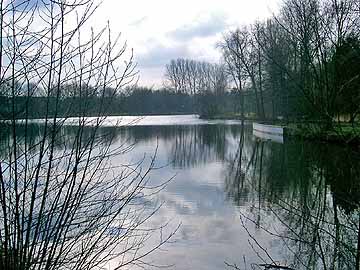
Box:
220, 27, 266, 119
218, 0, 360, 125
272, 0, 360, 123
0, 1, 175, 270
164, 58, 227, 96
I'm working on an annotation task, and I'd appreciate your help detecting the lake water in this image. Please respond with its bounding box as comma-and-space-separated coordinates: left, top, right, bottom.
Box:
2, 115, 359, 270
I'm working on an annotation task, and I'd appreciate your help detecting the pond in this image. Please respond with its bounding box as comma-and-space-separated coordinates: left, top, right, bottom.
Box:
1, 115, 359, 270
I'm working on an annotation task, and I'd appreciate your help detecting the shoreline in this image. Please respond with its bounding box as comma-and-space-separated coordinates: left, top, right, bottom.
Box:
201, 114, 360, 147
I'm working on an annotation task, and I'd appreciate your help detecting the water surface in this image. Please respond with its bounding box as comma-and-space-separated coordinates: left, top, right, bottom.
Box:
2, 115, 359, 270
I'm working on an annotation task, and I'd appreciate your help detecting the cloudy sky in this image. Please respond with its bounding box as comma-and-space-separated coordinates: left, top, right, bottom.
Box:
94, 0, 281, 87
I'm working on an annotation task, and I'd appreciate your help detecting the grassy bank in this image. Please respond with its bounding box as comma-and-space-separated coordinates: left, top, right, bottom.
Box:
286, 122, 360, 145
201, 113, 360, 146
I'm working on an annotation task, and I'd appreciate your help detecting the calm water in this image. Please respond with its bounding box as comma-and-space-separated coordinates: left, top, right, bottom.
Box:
1, 115, 360, 270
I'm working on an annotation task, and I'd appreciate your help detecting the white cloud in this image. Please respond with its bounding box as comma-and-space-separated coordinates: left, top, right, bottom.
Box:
167, 13, 229, 42
80, 0, 281, 86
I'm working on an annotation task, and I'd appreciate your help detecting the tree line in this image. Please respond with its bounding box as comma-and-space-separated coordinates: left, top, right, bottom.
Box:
164, 58, 242, 116
0, 79, 243, 118
0, 82, 197, 118
2, 0, 358, 123
164, 0, 360, 124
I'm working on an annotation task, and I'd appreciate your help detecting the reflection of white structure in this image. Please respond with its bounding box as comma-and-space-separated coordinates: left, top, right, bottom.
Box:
253, 123, 284, 143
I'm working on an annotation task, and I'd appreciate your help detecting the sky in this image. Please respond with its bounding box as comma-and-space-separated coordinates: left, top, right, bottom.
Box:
84, 0, 281, 87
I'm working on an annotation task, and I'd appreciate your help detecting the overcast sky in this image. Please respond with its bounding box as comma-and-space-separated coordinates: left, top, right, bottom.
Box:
94, 0, 281, 87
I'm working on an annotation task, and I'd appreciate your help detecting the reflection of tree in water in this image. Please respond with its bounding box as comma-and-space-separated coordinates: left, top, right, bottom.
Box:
116, 124, 248, 168
170, 125, 236, 168
0, 122, 130, 159
4, 121, 359, 268
224, 123, 250, 206
0, 123, 247, 169
120, 124, 247, 168
68, 124, 246, 169
225, 136, 360, 269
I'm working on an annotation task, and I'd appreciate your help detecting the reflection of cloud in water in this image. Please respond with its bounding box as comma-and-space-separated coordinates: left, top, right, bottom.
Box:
5, 117, 359, 270
143, 157, 283, 269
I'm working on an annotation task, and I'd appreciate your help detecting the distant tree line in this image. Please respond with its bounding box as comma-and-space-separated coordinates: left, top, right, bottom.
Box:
0, 82, 197, 119
164, 58, 234, 116
0, 78, 243, 119
164, 58, 228, 95
164, 0, 360, 124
